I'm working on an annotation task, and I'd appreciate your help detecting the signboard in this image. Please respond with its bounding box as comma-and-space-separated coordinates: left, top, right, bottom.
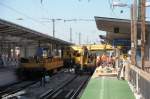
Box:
113, 39, 131, 53
113, 39, 131, 47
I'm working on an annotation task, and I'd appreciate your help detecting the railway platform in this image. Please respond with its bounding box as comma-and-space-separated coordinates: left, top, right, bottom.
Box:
80, 67, 135, 99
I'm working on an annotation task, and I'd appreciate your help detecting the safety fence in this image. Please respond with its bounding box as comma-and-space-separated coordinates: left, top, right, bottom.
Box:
129, 66, 150, 99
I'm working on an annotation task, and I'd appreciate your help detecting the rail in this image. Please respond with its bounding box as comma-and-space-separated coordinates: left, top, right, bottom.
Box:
0, 81, 38, 99
70, 76, 90, 99
129, 65, 150, 99
40, 74, 77, 99
144, 61, 150, 73
43, 75, 90, 99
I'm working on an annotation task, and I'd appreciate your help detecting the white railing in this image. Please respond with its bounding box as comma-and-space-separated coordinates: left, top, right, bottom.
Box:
129, 65, 150, 99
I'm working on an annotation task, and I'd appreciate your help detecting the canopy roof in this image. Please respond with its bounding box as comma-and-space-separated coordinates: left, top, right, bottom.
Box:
0, 18, 72, 45
95, 16, 150, 41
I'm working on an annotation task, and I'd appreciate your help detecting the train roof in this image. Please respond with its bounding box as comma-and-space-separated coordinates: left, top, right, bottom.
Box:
70, 44, 113, 51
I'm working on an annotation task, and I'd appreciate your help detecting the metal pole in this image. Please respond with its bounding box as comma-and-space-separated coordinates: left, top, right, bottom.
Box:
138, 0, 142, 20
52, 19, 55, 37
141, 0, 146, 70
86, 35, 89, 44
132, 0, 139, 94
133, 0, 138, 66
70, 27, 72, 42
131, 4, 134, 65
79, 32, 81, 45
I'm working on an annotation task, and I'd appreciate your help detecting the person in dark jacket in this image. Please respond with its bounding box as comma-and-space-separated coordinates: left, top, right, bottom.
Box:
0, 55, 3, 67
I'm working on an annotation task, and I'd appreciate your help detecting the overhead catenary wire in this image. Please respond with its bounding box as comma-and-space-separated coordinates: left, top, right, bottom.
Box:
41, 18, 94, 38
63, 19, 94, 22
108, 0, 130, 17
108, 0, 120, 18
0, 1, 99, 44
0, 2, 50, 30
39, 0, 51, 20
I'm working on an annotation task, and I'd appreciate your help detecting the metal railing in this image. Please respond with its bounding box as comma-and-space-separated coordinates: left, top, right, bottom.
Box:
144, 67, 150, 73
129, 66, 150, 99
144, 61, 150, 73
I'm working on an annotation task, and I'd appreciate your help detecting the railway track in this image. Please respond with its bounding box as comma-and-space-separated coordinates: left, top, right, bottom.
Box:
45, 75, 90, 99
0, 80, 38, 99
40, 73, 78, 99
0, 81, 22, 92
0, 70, 66, 99
0, 70, 90, 99
6, 71, 76, 99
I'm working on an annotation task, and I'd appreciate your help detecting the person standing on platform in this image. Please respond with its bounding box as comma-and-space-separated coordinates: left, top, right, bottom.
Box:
96, 55, 101, 67
0, 54, 3, 67
101, 53, 108, 67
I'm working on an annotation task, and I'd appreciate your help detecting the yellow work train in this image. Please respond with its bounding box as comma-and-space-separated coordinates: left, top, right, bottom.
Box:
16, 57, 63, 79
16, 44, 113, 79
16, 47, 64, 80
69, 44, 114, 74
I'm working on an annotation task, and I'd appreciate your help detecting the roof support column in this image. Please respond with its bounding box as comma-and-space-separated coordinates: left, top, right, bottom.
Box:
141, 0, 146, 70
0, 41, 2, 55
24, 45, 28, 58
131, 0, 138, 66
50, 43, 53, 56
115, 47, 120, 69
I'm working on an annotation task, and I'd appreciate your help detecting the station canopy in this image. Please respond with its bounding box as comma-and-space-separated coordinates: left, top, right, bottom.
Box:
95, 17, 150, 41
0, 18, 72, 46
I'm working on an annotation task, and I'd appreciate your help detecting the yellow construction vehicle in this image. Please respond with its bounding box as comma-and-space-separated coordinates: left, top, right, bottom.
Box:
70, 44, 113, 74
16, 47, 63, 79
62, 46, 74, 69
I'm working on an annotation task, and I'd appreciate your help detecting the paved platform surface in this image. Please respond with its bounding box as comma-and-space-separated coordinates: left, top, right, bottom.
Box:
81, 77, 135, 99
0, 68, 18, 87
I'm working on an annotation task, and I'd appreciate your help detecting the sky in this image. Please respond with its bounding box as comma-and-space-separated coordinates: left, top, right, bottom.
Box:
0, 0, 148, 44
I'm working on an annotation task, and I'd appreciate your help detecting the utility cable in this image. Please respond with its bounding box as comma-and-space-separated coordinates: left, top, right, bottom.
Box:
0, 2, 50, 29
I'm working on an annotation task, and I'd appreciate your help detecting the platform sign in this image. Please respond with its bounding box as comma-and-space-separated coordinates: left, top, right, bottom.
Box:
113, 39, 131, 47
